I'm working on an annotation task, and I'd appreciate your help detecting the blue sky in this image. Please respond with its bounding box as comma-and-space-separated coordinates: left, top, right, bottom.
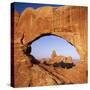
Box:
31, 35, 80, 60
12, 2, 63, 13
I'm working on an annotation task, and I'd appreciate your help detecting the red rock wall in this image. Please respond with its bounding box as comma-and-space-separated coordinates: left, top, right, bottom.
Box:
11, 6, 88, 87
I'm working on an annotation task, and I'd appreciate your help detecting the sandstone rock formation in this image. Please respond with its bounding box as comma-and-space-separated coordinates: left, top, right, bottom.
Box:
11, 5, 88, 87
46, 50, 73, 64
51, 50, 57, 59
64, 56, 73, 63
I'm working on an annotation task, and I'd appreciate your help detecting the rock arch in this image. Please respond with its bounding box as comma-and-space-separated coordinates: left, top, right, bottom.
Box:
15, 6, 87, 61
12, 6, 87, 87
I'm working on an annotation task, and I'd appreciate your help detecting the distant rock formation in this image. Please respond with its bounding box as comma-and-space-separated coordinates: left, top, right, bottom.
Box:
51, 50, 57, 59
64, 56, 73, 63
46, 50, 73, 65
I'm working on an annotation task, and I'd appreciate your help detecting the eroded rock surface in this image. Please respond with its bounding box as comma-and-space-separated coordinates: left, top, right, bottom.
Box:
11, 6, 88, 87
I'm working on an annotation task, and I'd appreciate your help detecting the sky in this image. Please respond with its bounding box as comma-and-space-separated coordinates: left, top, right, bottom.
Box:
31, 35, 80, 60
12, 2, 63, 13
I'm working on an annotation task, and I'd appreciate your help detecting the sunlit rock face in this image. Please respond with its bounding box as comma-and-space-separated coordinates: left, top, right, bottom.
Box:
45, 50, 73, 65
12, 6, 88, 87
64, 56, 73, 63
15, 6, 87, 61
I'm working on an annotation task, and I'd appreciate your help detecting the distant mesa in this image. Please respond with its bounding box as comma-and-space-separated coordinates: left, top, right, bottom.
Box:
40, 50, 75, 68
47, 50, 73, 64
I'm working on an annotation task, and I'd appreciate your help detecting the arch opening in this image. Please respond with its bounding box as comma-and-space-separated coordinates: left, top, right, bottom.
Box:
25, 34, 80, 68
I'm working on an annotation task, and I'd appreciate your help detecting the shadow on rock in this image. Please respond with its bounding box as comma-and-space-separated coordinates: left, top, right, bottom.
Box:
53, 61, 75, 69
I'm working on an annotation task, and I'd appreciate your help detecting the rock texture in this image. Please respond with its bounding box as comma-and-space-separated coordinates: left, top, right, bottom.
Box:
51, 50, 57, 59
45, 50, 73, 65
11, 6, 88, 87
